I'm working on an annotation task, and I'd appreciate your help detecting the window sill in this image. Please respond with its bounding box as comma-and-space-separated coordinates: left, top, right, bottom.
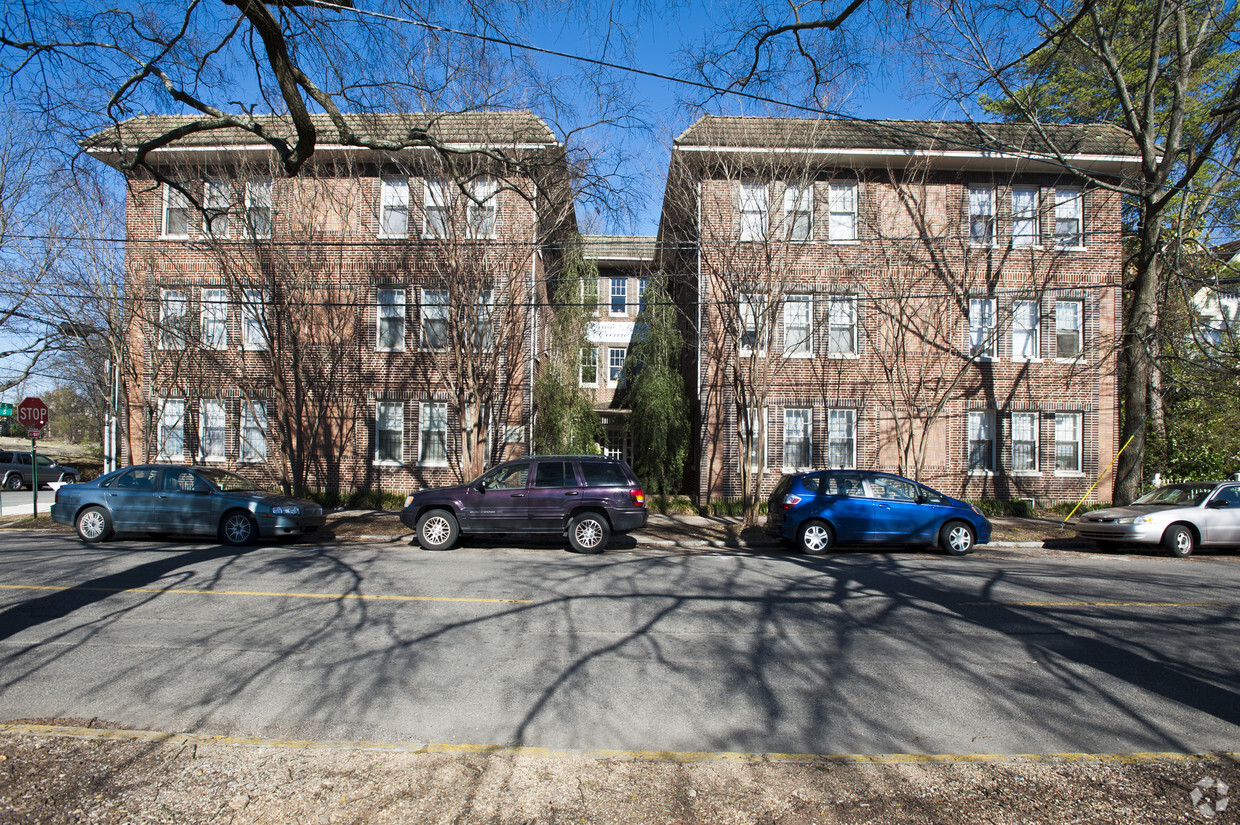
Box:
378, 233, 410, 241
238, 458, 267, 465
418, 461, 449, 468
1010, 357, 1043, 364
1054, 356, 1084, 364
1053, 245, 1087, 252
826, 352, 860, 360
1054, 470, 1086, 478
1012, 470, 1042, 477
580, 382, 599, 389
200, 457, 227, 464
376, 347, 407, 354
783, 352, 814, 360
967, 469, 996, 476
827, 239, 860, 245
373, 460, 405, 468
160, 235, 190, 242
1011, 244, 1044, 251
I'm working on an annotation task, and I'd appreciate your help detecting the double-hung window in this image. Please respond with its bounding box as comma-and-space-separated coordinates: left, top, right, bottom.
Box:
1011, 300, 1039, 360
203, 179, 230, 238
739, 182, 768, 242
199, 400, 225, 462
1011, 412, 1038, 473
1054, 187, 1084, 248
242, 289, 267, 350
740, 407, 766, 472
421, 289, 448, 350
424, 178, 451, 239
785, 184, 812, 241
608, 347, 627, 385
579, 347, 598, 386
582, 276, 599, 315
377, 288, 406, 351
828, 182, 857, 241
159, 289, 187, 350
201, 288, 228, 350
1011, 186, 1038, 247
827, 296, 857, 356
240, 401, 267, 463
467, 176, 497, 239
379, 176, 409, 238
969, 298, 997, 359
245, 179, 273, 238
375, 401, 404, 465
157, 398, 186, 461
419, 401, 448, 466
968, 411, 994, 472
638, 278, 649, 315
163, 184, 190, 238
739, 293, 766, 355
827, 409, 856, 469
968, 185, 995, 245
783, 295, 813, 356
1055, 300, 1083, 359
471, 290, 494, 351
610, 277, 627, 315
783, 408, 812, 470
1055, 412, 1082, 472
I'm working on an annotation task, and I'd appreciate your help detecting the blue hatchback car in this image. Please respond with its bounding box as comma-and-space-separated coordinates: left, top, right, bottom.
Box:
764, 471, 991, 556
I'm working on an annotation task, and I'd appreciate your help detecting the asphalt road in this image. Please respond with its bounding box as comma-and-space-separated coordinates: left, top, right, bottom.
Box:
1, 532, 1238, 757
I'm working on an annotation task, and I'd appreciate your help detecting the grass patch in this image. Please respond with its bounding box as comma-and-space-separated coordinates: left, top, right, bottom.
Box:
0, 514, 71, 531
704, 499, 768, 518
646, 495, 698, 515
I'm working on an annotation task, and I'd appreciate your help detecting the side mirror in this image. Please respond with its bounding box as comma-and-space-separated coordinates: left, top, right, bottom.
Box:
476, 482, 487, 493
916, 493, 929, 504
1206, 498, 1230, 509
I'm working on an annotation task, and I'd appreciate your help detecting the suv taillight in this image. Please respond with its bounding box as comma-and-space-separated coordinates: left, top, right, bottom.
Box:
782, 494, 802, 510
631, 489, 645, 506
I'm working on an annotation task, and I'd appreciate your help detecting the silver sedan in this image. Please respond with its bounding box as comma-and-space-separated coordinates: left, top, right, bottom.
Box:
1074, 481, 1240, 557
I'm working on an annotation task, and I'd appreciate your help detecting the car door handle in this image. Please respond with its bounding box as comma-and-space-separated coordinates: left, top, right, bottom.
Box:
565, 491, 580, 496
510, 493, 525, 498
877, 503, 891, 509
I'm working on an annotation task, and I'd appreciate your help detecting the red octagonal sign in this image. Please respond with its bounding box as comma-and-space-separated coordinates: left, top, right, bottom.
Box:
17, 397, 49, 434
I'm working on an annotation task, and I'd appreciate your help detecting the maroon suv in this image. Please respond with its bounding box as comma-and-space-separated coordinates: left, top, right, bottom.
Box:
400, 455, 648, 553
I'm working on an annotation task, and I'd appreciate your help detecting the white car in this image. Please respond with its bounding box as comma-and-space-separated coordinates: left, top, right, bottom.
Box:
1074, 482, 1240, 557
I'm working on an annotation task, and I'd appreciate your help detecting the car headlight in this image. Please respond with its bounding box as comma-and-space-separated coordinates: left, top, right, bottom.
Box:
1115, 515, 1153, 524
270, 505, 301, 515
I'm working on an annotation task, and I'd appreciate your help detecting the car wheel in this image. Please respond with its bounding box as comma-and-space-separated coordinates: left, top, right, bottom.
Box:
1162, 524, 1195, 558
568, 513, 610, 554
416, 509, 459, 551
75, 506, 113, 543
940, 521, 975, 556
220, 511, 259, 546
60, 474, 76, 484
798, 520, 833, 555
4, 474, 23, 491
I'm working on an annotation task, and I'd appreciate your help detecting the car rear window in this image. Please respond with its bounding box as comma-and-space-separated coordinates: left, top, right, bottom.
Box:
579, 461, 629, 487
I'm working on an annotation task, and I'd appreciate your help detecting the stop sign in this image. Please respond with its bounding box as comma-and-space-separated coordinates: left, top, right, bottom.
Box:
17, 397, 49, 434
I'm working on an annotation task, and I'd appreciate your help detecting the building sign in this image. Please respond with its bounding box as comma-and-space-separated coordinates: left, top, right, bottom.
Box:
586, 320, 648, 344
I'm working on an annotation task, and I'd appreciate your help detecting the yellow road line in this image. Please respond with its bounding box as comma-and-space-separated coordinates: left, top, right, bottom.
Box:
961, 600, 1232, 608
1, 723, 1236, 765
0, 583, 531, 604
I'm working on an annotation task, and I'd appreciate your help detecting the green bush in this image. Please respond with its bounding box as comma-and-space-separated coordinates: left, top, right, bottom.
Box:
1046, 500, 1112, 517
966, 499, 1036, 518
704, 499, 767, 517
646, 494, 697, 515
302, 489, 408, 511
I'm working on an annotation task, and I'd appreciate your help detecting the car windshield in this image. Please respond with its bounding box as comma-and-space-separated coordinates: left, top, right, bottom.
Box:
196, 468, 264, 493
1132, 484, 1217, 507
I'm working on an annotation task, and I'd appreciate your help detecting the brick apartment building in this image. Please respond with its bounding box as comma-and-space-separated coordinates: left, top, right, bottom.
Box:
656, 116, 1141, 505
86, 112, 572, 495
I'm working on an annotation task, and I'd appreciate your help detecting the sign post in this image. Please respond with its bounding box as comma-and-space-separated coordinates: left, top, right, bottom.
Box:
17, 398, 49, 518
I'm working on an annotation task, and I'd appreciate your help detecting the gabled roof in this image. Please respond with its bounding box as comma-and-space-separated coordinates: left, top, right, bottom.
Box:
675, 116, 1140, 159
83, 111, 559, 154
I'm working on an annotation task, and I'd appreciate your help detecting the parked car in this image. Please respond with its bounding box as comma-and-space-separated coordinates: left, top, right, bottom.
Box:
0, 450, 80, 490
1074, 481, 1240, 557
400, 455, 647, 553
764, 470, 992, 556
50, 464, 325, 546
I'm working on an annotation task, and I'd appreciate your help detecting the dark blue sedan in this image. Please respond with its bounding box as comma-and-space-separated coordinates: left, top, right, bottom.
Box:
50, 464, 325, 546
764, 471, 992, 556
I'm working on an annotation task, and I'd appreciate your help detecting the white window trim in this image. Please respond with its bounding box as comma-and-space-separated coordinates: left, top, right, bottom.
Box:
826, 408, 857, 470
418, 401, 449, 467
239, 400, 268, 464
162, 183, 190, 240
784, 183, 813, 242
466, 176, 498, 240
739, 293, 767, 357
198, 399, 226, 463
782, 407, 813, 471
1010, 411, 1040, 475
374, 401, 405, 467
378, 176, 410, 239
156, 398, 186, 462
968, 298, 998, 361
739, 407, 768, 474
739, 181, 769, 242
1010, 299, 1041, 363
376, 288, 407, 352
609, 277, 628, 317
420, 288, 449, 352
1055, 299, 1085, 362
607, 346, 627, 387
1054, 187, 1086, 250
967, 410, 995, 475
826, 295, 859, 358
827, 181, 858, 243
968, 184, 996, 247
579, 346, 598, 388
200, 288, 229, 351
241, 289, 268, 351
1011, 186, 1040, 249
423, 178, 451, 240
782, 294, 814, 358
158, 289, 187, 351
203, 179, 230, 239
245, 179, 273, 239
1054, 412, 1084, 476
